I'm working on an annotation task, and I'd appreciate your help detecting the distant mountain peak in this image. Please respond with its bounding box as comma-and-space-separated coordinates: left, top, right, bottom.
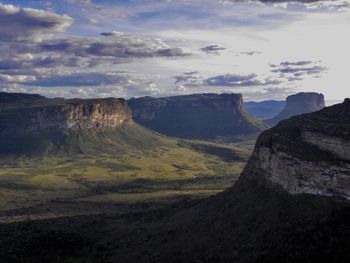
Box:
266, 92, 325, 126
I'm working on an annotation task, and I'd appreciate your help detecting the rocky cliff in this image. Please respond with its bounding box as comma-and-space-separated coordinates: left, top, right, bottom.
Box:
143, 98, 350, 262
128, 93, 268, 139
0, 97, 133, 137
244, 98, 350, 199
0, 93, 167, 156
266, 92, 325, 126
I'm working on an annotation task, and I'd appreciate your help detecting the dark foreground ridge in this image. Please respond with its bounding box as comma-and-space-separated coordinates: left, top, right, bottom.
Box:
1, 99, 350, 262
128, 93, 268, 139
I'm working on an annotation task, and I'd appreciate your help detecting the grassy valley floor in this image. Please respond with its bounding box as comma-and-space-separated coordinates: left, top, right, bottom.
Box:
0, 138, 255, 223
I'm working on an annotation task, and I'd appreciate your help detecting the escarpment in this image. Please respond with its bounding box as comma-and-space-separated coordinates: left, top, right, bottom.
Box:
243, 98, 350, 199
140, 99, 350, 263
128, 93, 268, 139
0, 93, 165, 156
266, 92, 325, 126
0, 98, 132, 137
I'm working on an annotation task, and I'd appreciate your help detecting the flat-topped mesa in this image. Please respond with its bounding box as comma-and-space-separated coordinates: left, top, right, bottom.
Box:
243, 98, 350, 199
266, 92, 325, 126
51, 99, 132, 130
0, 96, 133, 137
128, 93, 267, 139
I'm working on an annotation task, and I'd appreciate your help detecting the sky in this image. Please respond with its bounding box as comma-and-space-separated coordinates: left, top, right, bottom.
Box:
0, 0, 349, 102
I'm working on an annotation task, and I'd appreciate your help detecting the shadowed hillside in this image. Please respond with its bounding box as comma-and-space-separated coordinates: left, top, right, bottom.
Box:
128, 93, 268, 140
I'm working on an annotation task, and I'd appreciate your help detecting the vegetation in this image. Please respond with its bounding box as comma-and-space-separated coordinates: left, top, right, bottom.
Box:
0, 133, 254, 222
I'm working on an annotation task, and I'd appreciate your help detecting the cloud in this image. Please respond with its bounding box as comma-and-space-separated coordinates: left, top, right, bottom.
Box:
64, 0, 92, 5
206, 73, 282, 87
0, 3, 188, 99
220, 0, 345, 4
240, 51, 261, 55
0, 53, 82, 70
271, 60, 327, 80
200, 44, 226, 54
38, 34, 187, 59
175, 71, 203, 88
0, 3, 73, 42
0, 71, 162, 98
174, 71, 282, 92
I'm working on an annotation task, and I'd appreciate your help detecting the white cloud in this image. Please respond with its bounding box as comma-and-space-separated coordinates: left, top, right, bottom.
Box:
0, 3, 73, 42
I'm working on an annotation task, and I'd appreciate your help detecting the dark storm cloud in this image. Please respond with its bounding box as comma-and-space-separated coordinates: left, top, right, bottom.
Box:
200, 45, 226, 54
0, 4, 73, 42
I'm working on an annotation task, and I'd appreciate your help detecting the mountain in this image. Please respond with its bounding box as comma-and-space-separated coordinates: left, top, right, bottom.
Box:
128, 93, 268, 139
266, 92, 325, 126
2, 99, 349, 263
244, 100, 285, 119
0, 92, 168, 157
145, 98, 350, 262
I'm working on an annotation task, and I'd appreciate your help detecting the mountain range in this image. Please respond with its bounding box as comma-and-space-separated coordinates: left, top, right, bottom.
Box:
244, 100, 285, 119
1, 96, 349, 262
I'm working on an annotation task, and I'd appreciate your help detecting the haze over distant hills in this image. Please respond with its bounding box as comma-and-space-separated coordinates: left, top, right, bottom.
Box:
128, 93, 268, 140
244, 100, 285, 119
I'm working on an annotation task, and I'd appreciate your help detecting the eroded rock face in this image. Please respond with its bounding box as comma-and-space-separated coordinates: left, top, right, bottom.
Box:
0, 96, 133, 137
244, 98, 350, 199
266, 92, 325, 126
128, 93, 268, 139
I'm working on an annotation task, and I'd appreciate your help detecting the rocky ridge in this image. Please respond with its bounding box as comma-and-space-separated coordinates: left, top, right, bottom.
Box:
245, 98, 350, 199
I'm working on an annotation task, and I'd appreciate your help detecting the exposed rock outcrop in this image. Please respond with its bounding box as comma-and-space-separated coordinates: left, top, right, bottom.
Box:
144, 98, 350, 262
0, 93, 164, 156
245, 98, 350, 199
128, 93, 268, 139
266, 92, 325, 126
0, 94, 132, 137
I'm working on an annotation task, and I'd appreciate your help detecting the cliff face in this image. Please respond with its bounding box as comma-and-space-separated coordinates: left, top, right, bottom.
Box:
128, 93, 268, 139
0, 93, 142, 156
244, 98, 350, 199
266, 92, 325, 126
141, 98, 350, 262
0, 96, 133, 137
